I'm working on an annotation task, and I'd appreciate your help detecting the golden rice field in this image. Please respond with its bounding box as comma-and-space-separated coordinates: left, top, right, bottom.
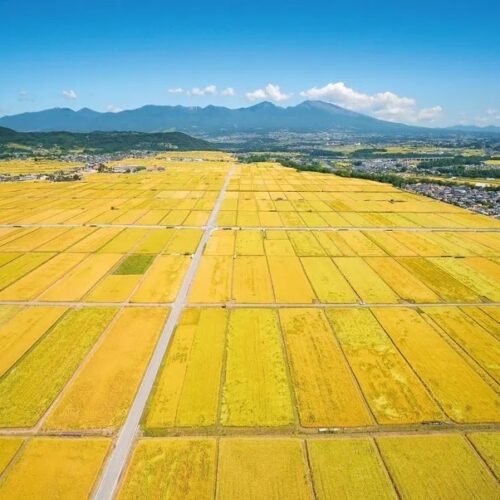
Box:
0, 155, 498, 498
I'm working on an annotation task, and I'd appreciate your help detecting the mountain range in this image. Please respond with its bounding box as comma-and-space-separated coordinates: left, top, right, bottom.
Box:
0, 101, 499, 136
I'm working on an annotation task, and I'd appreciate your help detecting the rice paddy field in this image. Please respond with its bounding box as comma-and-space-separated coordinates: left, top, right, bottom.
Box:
0, 155, 498, 499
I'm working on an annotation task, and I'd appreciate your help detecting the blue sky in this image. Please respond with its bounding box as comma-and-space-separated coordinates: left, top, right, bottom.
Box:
1, 0, 499, 126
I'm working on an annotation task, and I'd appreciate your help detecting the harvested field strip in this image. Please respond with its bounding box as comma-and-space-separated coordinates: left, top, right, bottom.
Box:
280, 308, 371, 427
267, 256, 315, 303
113, 254, 155, 275
0, 438, 23, 475
188, 256, 232, 303
327, 308, 443, 424
216, 439, 310, 500
144, 309, 226, 429
44, 308, 168, 430
397, 257, 481, 302
67, 227, 123, 252
334, 257, 400, 304
374, 308, 500, 423
0, 438, 110, 499
0, 306, 67, 377
365, 257, 441, 303
0, 307, 116, 428
301, 257, 358, 303
430, 257, 500, 302
307, 438, 395, 500
39, 253, 122, 301
221, 309, 293, 427
0, 253, 87, 301
0, 253, 55, 291
232, 256, 274, 303
467, 432, 500, 479
422, 307, 500, 382
117, 438, 216, 500
132, 255, 189, 303
377, 434, 499, 499
163, 229, 203, 255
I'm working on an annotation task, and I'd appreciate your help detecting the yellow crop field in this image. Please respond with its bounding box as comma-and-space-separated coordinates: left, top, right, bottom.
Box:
0, 438, 23, 475
326, 308, 443, 424
0, 253, 55, 291
145, 309, 226, 429
232, 256, 274, 303
44, 308, 167, 430
0, 438, 110, 499
288, 231, 326, 256
217, 439, 311, 500
133, 229, 173, 253
422, 306, 500, 382
188, 256, 232, 303
307, 438, 395, 499
221, 309, 293, 427
204, 229, 235, 255
0, 306, 67, 377
334, 257, 400, 303
374, 308, 500, 422
337, 231, 387, 256
267, 256, 315, 303
280, 308, 371, 427
365, 257, 440, 303
0, 252, 21, 267
117, 438, 217, 500
377, 434, 499, 499
39, 253, 122, 301
364, 231, 418, 256
132, 255, 189, 302
97, 228, 150, 253
85, 274, 141, 302
461, 306, 500, 340
0, 252, 86, 300
0, 227, 68, 252
301, 257, 358, 303
0, 307, 116, 427
468, 432, 500, 478
67, 227, 122, 252
235, 229, 264, 255
163, 228, 202, 254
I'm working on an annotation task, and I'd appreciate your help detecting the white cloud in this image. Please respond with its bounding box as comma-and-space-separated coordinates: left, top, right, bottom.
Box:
18, 90, 33, 102
300, 82, 443, 123
106, 105, 122, 113
221, 87, 235, 96
168, 87, 185, 94
62, 89, 77, 100
189, 84, 217, 96
246, 83, 292, 102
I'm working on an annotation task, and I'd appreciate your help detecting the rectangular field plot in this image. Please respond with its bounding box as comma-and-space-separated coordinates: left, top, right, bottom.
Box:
144, 309, 226, 429
374, 308, 500, 423
307, 438, 395, 500
0, 438, 23, 475
216, 439, 311, 500
44, 307, 168, 431
377, 434, 499, 499
280, 308, 371, 427
467, 432, 500, 479
0, 438, 110, 499
221, 309, 294, 427
117, 438, 216, 500
0, 307, 116, 428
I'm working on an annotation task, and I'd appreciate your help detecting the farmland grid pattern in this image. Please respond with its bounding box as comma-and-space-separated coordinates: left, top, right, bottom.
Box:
0, 159, 498, 498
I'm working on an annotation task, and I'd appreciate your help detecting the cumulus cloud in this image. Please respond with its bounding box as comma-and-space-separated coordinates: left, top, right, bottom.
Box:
188, 84, 217, 96
168, 87, 185, 94
221, 87, 235, 96
246, 83, 292, 102
300, 82, 443, 123
62, 89, 77, 100
106, 105, 122, 113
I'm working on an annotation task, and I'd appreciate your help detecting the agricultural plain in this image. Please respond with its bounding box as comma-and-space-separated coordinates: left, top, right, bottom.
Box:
0, 154, 498, 498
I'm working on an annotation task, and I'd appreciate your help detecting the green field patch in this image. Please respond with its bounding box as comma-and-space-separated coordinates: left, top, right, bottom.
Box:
113, 254, 155, 275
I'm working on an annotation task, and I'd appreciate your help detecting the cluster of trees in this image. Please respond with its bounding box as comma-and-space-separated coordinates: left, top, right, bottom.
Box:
416, 156, 487, 168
